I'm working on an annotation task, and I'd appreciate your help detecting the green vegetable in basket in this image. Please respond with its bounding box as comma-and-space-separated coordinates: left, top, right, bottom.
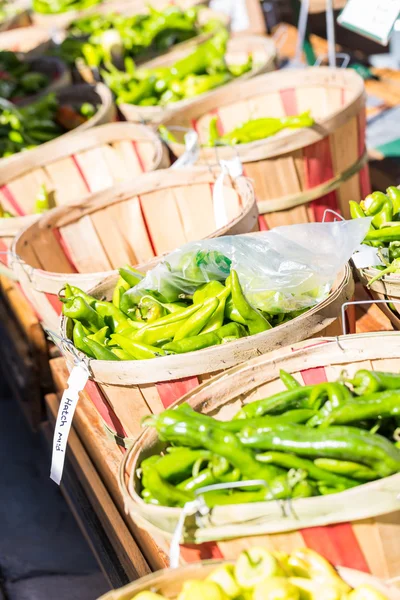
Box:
207, 111, 315, 146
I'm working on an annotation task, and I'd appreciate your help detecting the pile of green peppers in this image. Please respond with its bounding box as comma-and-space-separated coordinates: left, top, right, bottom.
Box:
33, 0, 102, 15
0, 51, 50, 100
139, 368, 400, 508
207, 111, 315, 146
100, 29, 253, 107
62, 260, 307, 361
350, 186, 400, 285
53, 4, 222, 68
0, 93, 97, 158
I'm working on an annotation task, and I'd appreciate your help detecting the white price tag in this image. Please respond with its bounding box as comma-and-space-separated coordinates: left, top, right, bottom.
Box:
213, 158, 243, 229
171, 130, 199, 169
50, 364, 89, 485
352, 245, 382, 269
338, 0, 400, 46
209, 0, 250, 32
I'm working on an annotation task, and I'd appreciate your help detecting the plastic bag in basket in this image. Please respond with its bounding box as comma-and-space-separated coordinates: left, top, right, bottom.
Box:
125, 219, 371, 314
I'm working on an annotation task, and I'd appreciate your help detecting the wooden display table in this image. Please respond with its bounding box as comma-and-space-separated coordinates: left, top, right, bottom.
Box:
44, 286, 400, 588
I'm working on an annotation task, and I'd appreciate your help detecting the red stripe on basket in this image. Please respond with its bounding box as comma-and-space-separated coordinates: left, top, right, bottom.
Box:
191, 118, 199, 134
357, 110, 371, 198
301, 524, 370, 572
180, 542, 224, 563
132, 141, 145, 173
72, 154, 91, 192
52, 229, 78, 273
45, 292, 63, 316
0, 237, 8, 265
156, 377, 201, 409
300, 366, 328, 385
85, 380, 128, 438
303, 138, 339, 221
137, 194, 157, 256
258, 215, 269, 230
280, 88, 298, 115
0, 184, 25, 216
341, 87, 346, 107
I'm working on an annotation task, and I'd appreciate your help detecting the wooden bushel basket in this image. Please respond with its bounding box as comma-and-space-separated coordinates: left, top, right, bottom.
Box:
355, 267, 400, 330
97, 561, 400, 600
13, 56, 71, 105
59, 261, 353, 440
118, 35, 276, 124
118, 331, 400, 580
12, 168, 258, 331
162, 67, 371, 228
74, 2, 230, 85
0, 122, 167, 256
31, 0, 228, 45
0, 25, 51, 56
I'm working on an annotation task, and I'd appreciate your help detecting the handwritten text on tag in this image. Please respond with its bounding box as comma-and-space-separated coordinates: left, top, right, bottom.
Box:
50, 364, 89, 485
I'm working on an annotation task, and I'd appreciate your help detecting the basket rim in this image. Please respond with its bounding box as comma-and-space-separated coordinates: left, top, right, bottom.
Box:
0, 121, 163, 185
0, 82, 115, 168
162, 66, 366, 160
58, 262, 353, 384
118, 330, 400, 542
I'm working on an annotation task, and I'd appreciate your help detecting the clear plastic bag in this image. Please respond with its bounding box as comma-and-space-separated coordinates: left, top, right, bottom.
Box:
126, 219, 371, 314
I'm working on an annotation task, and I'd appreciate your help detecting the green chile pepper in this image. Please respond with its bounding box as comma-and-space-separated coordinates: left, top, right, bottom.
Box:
347, 369, 400, 395
313, 458, 377, 481
173, 297, 218, 341
318, 390, 400, 427
349, 201, 367, 220
237, 386, 314, 419
62, 284, 97, 307
94, 300, 132, 332
386, 186, 400, 216
239, 424, 400, 477
111, 348, 132, 360
63, 296, 105, 332
112, 276, 130, 308
148, 409, 283, 483
144, 448, 211, 483
202, 286, 231, 333
163, 330, 221, 354
110, 333, 166, 359
255, 451, 358, 489
87, 326, 109, 345
224, 296, 247, 325
366, 257, 400, 286
141, 463, 193, 507
389, 241, 400, 262
361, 191, 393, 228
193, 280, 226, 304
72, 321, 95, 358
229, 270, 271, 335
280, 369, 301, 390
82, 337, 120, 361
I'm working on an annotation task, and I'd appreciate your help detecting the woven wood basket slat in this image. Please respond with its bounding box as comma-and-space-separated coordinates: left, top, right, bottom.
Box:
118, 35, 277, 124
162, 67, 370, 227
117, 332, 400, 581
58, 258, 354, 440
12, 168, 258, 332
